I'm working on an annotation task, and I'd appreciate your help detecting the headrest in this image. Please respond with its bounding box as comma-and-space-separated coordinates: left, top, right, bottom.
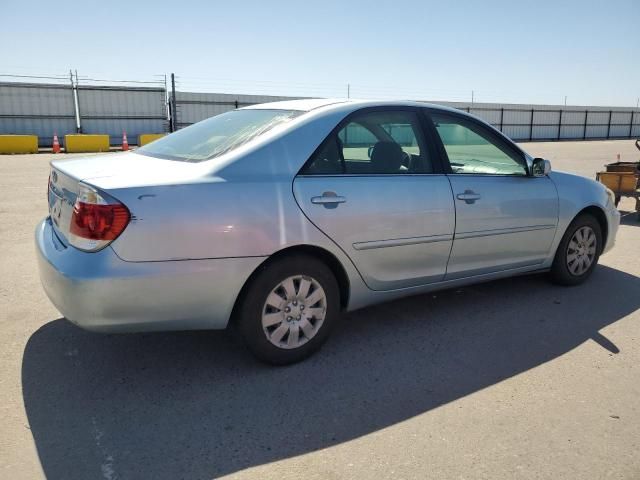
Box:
370, 141, 404, 173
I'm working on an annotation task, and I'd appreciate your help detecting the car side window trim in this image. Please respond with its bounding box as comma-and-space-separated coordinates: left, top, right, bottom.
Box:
297, 106, 446, 176
416, 108, 449, 175
422, 108, 531, 177
295, 173, 450, 178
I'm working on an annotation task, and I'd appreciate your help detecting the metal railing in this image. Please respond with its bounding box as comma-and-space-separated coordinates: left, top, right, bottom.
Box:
462, 106, 638, 141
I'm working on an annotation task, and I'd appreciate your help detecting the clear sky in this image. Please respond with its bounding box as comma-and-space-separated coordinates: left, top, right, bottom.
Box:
2, 0, 639, 107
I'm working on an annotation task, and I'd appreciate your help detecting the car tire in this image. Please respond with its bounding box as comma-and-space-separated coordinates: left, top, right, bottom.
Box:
550, 213, 602, 286
237, 253, 340, 365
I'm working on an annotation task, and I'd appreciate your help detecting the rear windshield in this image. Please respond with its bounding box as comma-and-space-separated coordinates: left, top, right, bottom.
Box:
136, 109, 302, 162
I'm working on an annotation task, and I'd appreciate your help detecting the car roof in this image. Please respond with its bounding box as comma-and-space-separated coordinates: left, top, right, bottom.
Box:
241, 98, 463, 114
241, 98, 348, 111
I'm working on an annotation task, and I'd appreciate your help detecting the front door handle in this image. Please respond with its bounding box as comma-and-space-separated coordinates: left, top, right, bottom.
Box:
456, 190, 481, 204
311, 191, 346, 209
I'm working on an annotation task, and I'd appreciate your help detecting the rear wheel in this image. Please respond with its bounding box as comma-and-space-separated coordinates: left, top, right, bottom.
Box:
237, 254, 340, 365
550, 213, 602, 286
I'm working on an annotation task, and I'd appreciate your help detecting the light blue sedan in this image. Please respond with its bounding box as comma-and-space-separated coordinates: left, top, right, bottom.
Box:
37, 99, 620, 364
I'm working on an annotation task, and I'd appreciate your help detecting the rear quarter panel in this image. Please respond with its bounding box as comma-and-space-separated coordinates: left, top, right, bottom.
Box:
109, 177, 321, 261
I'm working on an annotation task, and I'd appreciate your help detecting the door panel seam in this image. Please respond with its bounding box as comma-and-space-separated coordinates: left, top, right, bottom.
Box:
443, 175, 457, 277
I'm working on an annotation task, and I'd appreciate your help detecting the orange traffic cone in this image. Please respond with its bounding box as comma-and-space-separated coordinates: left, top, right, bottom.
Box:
52, 133, 60, 154
122, 131, 129, 151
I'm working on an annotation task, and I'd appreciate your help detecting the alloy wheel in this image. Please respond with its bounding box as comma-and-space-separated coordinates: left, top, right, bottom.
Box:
566, 225, 597, 276
261, 275, 327, 349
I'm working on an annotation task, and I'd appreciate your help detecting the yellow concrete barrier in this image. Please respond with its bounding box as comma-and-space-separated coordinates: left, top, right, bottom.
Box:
0, 135, 39, 154
138, 133, 166, 146
64, 134, 110, 153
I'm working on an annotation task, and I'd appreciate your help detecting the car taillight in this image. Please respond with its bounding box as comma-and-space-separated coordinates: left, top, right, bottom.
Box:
69, 183, 130, 251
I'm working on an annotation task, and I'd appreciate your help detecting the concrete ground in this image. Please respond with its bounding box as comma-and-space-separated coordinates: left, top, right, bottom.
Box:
0, 140, 638, 480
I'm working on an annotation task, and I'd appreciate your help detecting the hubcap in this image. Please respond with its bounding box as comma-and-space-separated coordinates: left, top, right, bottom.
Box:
261, 275, 327, 349
566, 226, 597, 276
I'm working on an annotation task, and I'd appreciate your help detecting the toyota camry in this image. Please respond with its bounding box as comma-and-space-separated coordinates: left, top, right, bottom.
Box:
37, 99, 620, 364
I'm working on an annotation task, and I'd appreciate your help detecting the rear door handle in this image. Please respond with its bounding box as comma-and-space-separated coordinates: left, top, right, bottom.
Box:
311, 191, 346, 209
456, 190, 481, 204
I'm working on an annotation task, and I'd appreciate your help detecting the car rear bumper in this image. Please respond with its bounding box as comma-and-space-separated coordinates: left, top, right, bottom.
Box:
36, 217, 265, 333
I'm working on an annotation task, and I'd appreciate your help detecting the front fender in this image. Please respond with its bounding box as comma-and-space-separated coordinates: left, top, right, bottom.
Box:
546, 171, 618, 262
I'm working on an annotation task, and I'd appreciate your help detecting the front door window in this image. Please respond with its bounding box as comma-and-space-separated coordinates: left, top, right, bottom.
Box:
431, 113, 527, 175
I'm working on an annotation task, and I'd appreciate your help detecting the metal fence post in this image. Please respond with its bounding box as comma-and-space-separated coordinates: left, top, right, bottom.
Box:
557, 109, 563, 140
583, 110, 588, 140
70, 70, 82, 133
529, 109, 534, 141
164, 74, 170, 132
170, 73, 177, 132
606, 110, 612, 139
234, 100, 238, 109
630, 111, 635, 138
499, 108, 504, 131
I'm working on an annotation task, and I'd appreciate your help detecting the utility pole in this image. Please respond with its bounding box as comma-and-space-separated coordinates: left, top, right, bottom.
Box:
471, 90, 474, 104
347, 84, 350, 99
564, 96, 567, 106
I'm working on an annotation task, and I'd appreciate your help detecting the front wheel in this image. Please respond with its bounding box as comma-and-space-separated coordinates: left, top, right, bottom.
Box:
550, 213, 602, 286
237, 254, 340, 365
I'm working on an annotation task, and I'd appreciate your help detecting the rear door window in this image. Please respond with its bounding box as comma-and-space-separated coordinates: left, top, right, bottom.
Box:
303, 110, 433, 175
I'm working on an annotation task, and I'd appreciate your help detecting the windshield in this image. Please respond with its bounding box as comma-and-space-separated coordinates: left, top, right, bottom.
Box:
136, 109, 303, 162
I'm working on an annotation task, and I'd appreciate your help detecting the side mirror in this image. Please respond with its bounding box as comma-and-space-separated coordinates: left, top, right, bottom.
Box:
532, 158, 552, 177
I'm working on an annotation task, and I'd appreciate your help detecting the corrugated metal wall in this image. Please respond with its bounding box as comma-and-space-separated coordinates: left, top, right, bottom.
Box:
0, 82, 76, 146
77, 86, 167, 144
1, 79, 639, 146
0, 81, 168, 146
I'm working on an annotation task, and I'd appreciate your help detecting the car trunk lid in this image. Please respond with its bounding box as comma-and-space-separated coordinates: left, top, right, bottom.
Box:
48, 152, 209, 245
48, 167, 79, 245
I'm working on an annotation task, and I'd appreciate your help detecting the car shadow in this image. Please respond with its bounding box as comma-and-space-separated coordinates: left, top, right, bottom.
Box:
22, 265, 639, 479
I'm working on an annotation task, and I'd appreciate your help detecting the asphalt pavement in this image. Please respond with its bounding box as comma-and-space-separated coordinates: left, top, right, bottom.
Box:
0, 140, 638, 479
